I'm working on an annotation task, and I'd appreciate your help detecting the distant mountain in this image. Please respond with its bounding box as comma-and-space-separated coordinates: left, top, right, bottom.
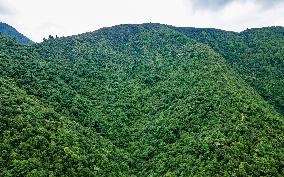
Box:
0, 23, 283, 176
0, 22, 33, 44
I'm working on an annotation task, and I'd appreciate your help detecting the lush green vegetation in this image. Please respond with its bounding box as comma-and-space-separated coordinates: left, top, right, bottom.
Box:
0, 24, 283, 176
174, 26, 284, 115
0, 77, 130, 176
0, 22, 33, 44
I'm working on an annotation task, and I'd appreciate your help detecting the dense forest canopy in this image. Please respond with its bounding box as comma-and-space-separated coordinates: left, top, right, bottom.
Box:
0, 23, 283, 176
174, 26, 284, 115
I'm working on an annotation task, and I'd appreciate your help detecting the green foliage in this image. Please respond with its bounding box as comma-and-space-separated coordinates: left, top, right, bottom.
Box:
174, 26, 284, 115
0, 77, 131, 176
0, 24, 283, 176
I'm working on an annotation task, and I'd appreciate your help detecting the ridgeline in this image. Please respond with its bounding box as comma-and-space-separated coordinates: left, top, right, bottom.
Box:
0, 23, 283, 176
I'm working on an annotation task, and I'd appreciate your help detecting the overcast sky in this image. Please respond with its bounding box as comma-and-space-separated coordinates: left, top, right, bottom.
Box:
1, 0, 284, 42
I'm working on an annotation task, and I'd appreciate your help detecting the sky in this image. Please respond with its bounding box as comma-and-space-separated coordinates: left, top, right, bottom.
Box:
0, 0, 284, 42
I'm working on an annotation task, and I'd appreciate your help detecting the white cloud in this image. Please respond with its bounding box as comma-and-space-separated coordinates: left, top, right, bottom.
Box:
189, 0, 283, 10
1, 0, 283, 42
185, 0, 284, 31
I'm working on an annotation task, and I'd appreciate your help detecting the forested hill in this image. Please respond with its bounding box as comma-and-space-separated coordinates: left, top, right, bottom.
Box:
173, 26, 284, 115
0, 22, 33, 44
0, 24, 284, 176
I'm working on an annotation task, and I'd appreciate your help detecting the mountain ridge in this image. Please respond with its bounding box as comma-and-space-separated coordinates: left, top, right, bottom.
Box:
173, 25, 284, 115
0, 23, 283, 176
0, 22, 33, 44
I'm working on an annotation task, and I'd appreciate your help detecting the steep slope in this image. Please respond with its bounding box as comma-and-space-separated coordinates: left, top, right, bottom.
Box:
0, 76, 131, 176
174, 26, 284, 115
0, 24, 284, 176
240, 27, 284, 114
0, 22, 33, 44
